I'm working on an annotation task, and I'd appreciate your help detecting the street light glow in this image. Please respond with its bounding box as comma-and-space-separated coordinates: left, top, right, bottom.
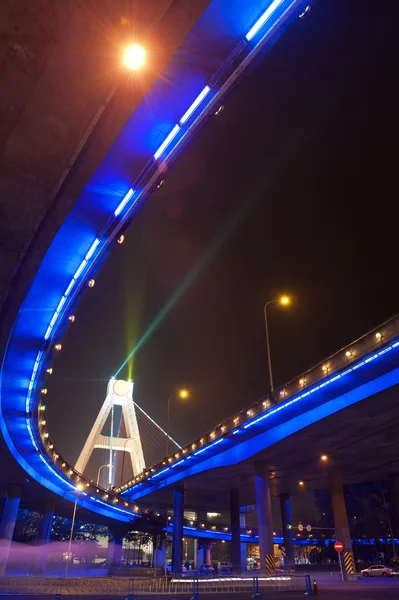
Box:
280, 295, 290, 305
179, 389, 189, 399
76, 483, 84, 491
321, 454, 328, 461
124, 44, 145, 70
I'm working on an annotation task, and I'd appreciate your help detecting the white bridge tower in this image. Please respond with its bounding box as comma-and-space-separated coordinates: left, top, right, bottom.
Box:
75, 379, 145, 486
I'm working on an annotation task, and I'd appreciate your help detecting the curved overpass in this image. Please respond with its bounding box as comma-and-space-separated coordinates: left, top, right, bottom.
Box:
0, 0, 309, 522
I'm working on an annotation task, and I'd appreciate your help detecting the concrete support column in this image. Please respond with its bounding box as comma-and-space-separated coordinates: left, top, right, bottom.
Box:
204, 541, 214, 565
279, 494, 294, 568
240, 513, 247, 571
193, 539, 198, 569
254, 462, 275, 575
240, 541, 247, 571
35, 500, 55, 573
0, 484, 22, 576
230, 488, 241, 572
108, 533, 123, 568
114, 537, 123, 567
328, 465, 356, 581
197, 541, 214, 566
196, 542, 203, 567
172, 486, 184, 574
155, 545, 166, 568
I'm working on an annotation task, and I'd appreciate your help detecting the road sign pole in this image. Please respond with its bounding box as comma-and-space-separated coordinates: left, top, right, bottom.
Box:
334, 541, 344, 581
338, 551, 344, 581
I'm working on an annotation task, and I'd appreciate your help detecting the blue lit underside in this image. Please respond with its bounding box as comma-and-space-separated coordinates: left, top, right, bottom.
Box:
0, 0, 307, 519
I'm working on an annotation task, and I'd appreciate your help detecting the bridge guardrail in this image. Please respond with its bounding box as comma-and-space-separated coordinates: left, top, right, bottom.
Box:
0, 574, 303, 595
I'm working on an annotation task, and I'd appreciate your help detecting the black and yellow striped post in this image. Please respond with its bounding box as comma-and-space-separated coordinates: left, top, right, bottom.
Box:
343, 551, 356, 578
264, 553, 276, 576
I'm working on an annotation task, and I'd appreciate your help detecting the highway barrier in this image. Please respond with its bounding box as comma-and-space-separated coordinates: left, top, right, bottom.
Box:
0, 574, 303, 596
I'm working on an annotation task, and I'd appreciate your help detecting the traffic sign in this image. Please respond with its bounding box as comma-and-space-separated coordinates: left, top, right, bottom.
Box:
298, 524, 304, 532
334, 541, 344, 552
306, 524, 312, 532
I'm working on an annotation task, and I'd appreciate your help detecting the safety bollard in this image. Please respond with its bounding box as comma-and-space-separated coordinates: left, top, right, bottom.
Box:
251, 576, 260, 599
125, 577, 134, 600
313, 579, 319, 595
191, 576, 199, 600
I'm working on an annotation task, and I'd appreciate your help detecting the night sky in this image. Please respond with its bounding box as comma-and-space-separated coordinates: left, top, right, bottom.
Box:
48, 0, 398, 475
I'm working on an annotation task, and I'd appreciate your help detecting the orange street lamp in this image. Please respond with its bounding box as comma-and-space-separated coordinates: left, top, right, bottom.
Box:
123, 44, 145, 70
264, 296, 291, 393
166, 390, 189, 457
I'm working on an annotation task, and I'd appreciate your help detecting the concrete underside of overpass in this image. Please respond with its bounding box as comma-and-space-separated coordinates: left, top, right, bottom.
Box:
137, 382, 399, 512
0, 436, 120, 525
0, 0, 211, 351
0, 0, 210, 523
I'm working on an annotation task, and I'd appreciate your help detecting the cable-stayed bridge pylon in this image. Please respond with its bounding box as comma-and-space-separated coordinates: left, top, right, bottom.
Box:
75, 379, 181, 488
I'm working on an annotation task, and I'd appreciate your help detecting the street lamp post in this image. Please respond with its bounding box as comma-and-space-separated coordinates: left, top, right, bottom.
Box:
263, 296, 290, 394
64, 484, 83, 578
96, 463, 110, 487
166, 389, 189, 457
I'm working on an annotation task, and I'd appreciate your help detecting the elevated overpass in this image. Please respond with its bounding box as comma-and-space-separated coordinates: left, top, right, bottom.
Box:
0, 0, 312, 575
119, 316, 399, 503
116, 314, 399, 577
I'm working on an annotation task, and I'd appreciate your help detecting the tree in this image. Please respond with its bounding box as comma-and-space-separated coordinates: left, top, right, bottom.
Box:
13, 509, 40, 543
209, 541, 231, 563
50, 517, 107, 542
124, 511, 167, 567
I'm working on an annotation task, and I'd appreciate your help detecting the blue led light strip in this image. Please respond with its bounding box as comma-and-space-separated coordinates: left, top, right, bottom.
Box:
38, 453, 76, 489
180, 86, 211, 125
85, 238, 100, 261
44, 237, 101, 341
245, 0, 285, 41
114, 188, 135, 217
90, 497, 136, 517
153, 87, 212, 160
154, 125, 180, 160
25, 350, 43, 412
150, 466, 170, 479
193, 437, 224, 456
